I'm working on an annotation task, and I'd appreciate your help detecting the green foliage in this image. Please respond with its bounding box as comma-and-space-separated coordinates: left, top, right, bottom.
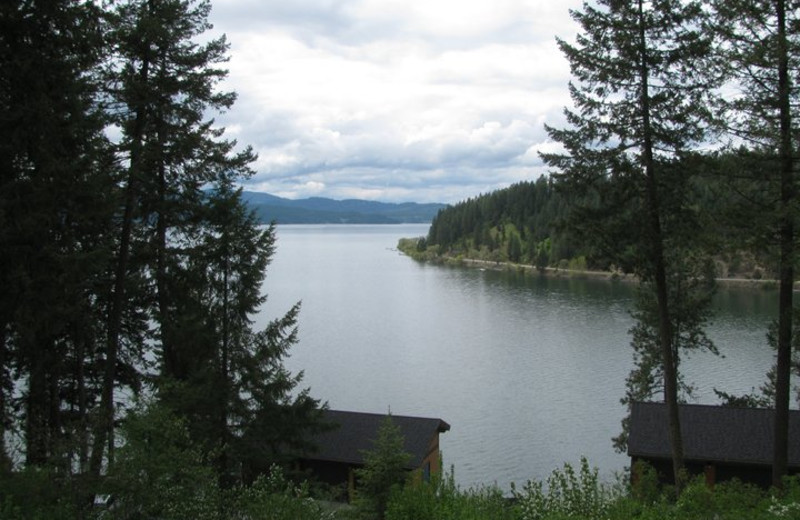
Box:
101, 403, 334, 520
0, 466, 84, 519
512, 458, 615, 520
630, 460, 661, 505
386, 467, 513, 520
710, 0, 800, 487
614, 253, 718, 452
384, 459, 800, 520
354, 415, 412, 520
567, 256, 587, 272
230, 465, 332, 520
104, 401, 222, 519
425, 178, 582, 268
544, 0, 723, 487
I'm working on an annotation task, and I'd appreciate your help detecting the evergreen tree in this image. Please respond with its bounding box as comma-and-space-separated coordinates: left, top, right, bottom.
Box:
541, 0, 720, 490
711, 0, 800, 488
0, 0, 325, 504
613, 251, 717, 453
97, 0, 326, 486
167, 180, 327, 484
0, 0, 114, 470
92, 0, 256, 473
356, 414, 412, 520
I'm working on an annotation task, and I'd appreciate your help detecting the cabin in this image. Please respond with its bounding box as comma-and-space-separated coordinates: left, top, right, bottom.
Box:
300, 409, 450, 499
627, 401, 800, 488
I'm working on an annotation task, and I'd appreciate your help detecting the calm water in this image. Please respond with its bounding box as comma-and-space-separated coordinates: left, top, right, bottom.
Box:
257, 224, 778, 491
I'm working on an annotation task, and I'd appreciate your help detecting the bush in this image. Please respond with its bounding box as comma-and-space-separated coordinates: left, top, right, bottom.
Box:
630, 460, 661, 505
231, 465, 331, 520
568, 256, 588, 272
512, 458, 615, 520
386, 467, 513, 520
103, 402, 222, 519
0, 467, 84, 519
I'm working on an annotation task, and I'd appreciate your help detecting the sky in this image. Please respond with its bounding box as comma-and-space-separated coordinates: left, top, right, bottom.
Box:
206, 0, 584, 204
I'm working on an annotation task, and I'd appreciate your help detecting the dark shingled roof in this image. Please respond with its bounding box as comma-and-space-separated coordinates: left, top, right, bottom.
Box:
308, 410, 450, 469
628, 402, 800, 467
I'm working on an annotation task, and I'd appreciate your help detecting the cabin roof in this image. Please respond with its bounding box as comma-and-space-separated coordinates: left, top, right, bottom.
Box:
628, 401, 800, 467
307, 410, 450, 469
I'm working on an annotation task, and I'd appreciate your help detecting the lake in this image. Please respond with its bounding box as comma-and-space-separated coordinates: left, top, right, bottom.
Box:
257, 223, 779, 491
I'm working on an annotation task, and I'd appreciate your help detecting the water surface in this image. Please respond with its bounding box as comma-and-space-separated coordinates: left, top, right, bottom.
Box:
258, 224, 778, 490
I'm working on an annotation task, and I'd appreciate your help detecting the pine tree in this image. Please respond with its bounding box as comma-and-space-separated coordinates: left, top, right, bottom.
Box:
165, 180, 327, 484
89, 0, 328, 486
355, 414, 412, 520
0, 0, 114, 469
711, 0, 800, 489
613, 251, 717, 453
542, 0, 721, 490
92, 0, 255, 473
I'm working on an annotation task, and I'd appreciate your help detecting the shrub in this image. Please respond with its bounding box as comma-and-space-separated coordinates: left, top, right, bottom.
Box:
568, 256, 588, 272
631, 460, 660, 505
0, 467, 83, 519
103, 402, 221, 519
231, 465, 331, 520
512, 457, 615, 520
386, 467, 513, 520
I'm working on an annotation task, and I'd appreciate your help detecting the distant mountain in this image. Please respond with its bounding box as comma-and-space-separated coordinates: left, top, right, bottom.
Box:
240, 192, 447, 224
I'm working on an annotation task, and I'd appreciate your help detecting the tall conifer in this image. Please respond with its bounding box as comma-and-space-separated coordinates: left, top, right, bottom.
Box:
0, 0, 113, 469
101, 0, 326, 484
542, 0, 720, 490
93, 0, 255, 472
711, 0, 800, 488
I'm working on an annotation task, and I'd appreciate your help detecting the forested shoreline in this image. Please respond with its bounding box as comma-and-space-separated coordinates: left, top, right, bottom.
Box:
401, 176, 777, 283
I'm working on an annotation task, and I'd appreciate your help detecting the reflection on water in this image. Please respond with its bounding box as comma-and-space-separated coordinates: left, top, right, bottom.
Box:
260, 224, 779, 490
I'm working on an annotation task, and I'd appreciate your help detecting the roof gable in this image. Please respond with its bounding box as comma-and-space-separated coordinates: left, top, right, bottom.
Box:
628, 402, 800, 467
306, 410, 450, 469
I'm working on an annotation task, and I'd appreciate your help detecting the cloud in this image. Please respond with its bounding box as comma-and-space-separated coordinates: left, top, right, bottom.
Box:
209, 0, 582, 203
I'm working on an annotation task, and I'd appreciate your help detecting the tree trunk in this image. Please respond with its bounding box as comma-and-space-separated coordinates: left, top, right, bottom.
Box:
155, 101, 174, 379
637, 0, 685, 492
773, 0, 793, 491
219, 228, 230, 483
26, 335, 49, 466
89, 47, 150, 477
0, 320, 11, 470
76, 329, 89, 473
0, 324, 7, 470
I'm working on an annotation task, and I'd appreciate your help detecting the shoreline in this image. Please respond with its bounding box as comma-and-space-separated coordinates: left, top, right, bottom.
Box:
405, 253, 782, 289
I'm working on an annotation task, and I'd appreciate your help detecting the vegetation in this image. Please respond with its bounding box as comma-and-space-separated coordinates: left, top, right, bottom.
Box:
406, 176, 775, 281
709, 0, 799, 488
353, 415, 412, 520
392, 462, 800, 520
9, 446, 799, 519
422, 177, 580, 269
0, 0, 326, 514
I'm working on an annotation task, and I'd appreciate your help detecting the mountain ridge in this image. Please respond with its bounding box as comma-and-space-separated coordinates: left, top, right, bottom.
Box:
240, 191, 447, 224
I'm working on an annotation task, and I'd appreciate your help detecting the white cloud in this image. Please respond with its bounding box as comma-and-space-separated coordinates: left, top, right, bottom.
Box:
208, 0, 583, 203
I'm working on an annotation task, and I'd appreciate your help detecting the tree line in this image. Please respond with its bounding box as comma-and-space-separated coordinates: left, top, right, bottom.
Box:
0, 0, 326, 507
424, 177, 581, 269
421, 0, 800, 493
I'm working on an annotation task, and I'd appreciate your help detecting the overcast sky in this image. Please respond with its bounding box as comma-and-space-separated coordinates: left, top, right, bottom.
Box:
207, 0, 584, 204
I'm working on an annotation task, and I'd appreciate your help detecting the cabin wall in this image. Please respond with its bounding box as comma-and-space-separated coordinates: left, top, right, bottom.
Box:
420, 433, 443, 481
